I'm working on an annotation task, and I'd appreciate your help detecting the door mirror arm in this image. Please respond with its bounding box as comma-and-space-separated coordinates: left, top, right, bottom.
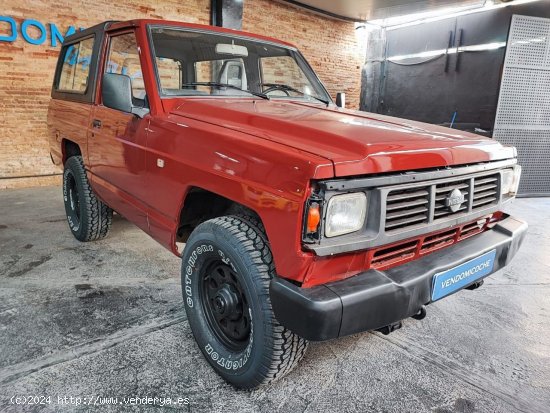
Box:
131, 106, 149, 119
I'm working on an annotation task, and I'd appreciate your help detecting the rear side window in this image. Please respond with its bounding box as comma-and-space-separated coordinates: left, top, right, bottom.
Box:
57, 37, 95, 93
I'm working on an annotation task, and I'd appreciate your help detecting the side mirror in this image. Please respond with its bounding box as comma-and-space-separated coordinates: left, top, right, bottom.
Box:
102, 73, 149, 118
336, 92, 346, 108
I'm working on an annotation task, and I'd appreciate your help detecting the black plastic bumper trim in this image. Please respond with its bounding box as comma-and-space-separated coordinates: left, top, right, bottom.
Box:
270, 215, 528, 341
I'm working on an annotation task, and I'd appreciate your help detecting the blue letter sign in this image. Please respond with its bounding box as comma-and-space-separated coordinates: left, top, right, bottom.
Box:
50, 24, 77, 47
0, 16, 83, 46
0, 16, 17, 42
21, 19, 47, 45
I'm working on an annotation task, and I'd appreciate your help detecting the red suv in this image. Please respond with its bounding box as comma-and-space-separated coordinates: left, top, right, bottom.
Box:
48, 19, 527, 388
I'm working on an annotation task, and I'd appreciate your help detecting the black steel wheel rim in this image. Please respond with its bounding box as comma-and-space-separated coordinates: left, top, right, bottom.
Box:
67, 172, 81, 223
200, 260, 251, 351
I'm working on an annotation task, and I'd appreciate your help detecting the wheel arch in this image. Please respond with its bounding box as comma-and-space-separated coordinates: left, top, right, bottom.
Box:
61, 139, 82, 164
175, 186, 264, 244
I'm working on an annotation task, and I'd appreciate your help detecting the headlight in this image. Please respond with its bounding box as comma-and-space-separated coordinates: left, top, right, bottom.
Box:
325, 192, 367, 237
501, 165, 521, 197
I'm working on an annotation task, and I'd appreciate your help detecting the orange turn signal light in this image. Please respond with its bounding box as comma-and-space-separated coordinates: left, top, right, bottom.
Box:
307, 203, 321, 233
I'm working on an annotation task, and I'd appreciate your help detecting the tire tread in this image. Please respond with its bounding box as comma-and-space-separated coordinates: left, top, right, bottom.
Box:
195, 215, 308, 387
64, 156, 112, 241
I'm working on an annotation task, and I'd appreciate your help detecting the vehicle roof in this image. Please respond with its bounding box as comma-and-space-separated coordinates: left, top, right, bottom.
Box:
63, 19, 296, 49
63, 20, 117, 44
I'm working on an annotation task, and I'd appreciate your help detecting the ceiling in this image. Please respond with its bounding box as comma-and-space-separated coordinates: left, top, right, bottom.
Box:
281, 0, 492, 22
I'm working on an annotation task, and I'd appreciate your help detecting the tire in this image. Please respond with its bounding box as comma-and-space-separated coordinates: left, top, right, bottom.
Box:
181, 215, 308, 388
62, 156, 112, 242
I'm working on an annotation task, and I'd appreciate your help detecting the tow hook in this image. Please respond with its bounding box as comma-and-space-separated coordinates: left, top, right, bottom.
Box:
465, 280, 484, 290
412, 305, 427, 320
376, 305, 427, 335
376, 321, 402, 335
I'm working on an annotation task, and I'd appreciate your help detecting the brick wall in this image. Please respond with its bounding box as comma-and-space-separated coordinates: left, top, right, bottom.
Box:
243, 0, 364, 109
0, 0, 364, 189
0, 0, 209, 189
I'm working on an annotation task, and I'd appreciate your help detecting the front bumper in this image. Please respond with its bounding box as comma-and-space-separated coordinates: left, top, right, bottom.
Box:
270, 215, 527, 341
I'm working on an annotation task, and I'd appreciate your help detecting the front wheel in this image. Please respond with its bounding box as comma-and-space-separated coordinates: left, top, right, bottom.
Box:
181, 215, 308, 388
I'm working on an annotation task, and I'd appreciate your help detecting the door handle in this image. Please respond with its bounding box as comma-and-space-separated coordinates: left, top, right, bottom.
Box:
92, 119, 102, 129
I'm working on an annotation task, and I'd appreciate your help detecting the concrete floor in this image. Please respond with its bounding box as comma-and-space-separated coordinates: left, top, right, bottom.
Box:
0, 186, 549, 412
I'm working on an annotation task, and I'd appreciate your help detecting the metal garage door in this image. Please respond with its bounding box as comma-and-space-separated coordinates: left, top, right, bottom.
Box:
493, 15, 550, 196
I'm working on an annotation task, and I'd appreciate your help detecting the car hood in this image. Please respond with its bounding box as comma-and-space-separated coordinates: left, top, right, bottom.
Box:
169, 98, 515, 177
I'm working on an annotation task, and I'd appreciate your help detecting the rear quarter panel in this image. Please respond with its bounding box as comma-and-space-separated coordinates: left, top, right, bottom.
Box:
47, 99, 92, 168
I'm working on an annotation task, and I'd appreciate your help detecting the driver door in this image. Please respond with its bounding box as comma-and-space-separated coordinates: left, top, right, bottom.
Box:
88, 30, 149, 230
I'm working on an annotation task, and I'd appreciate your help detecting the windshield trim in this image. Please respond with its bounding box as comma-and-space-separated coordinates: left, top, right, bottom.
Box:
146, 24, 333, 104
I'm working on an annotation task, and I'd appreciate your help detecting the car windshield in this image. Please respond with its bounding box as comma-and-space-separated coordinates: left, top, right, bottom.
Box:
149, 26, 331, 104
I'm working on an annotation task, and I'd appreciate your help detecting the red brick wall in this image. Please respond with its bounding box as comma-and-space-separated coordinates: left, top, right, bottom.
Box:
0, 0, 209, 189
0, 0, 364, 189
243, 0, 364, 109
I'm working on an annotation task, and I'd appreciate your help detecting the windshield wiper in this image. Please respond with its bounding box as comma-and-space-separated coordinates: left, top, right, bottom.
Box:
260, 83, 330, 106
181, 82, 269, 100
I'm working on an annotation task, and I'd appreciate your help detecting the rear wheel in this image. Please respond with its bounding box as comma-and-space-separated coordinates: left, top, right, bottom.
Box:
62, 156, 112, 241
181, 215, 308, 388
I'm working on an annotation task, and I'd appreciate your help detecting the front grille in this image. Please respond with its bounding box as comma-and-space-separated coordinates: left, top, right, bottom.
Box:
384, 172, 500, 233
459, 219, 487, 239
472, 175, 499, 209
371, 216, 492, 270
434, 179, 470, 219
385, 188, 430, 230
420, 228, 456, 253
371, 240, 418, 268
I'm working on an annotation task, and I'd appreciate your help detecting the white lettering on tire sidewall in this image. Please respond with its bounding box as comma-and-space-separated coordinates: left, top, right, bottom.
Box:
185, 244, 254, 371
204, 306, 254, 371
184, 243, 214, 308
63, 170, 79, 232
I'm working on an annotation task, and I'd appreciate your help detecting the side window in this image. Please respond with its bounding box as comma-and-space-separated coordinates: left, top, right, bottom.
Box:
156, 57, 182, 90
105, 33, 145, 100
57, 37, 94, 93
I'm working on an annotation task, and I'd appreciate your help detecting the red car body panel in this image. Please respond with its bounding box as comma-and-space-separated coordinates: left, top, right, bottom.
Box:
48, 100, 91, 166
167, 98, 516, 176
48, 19, 517, 286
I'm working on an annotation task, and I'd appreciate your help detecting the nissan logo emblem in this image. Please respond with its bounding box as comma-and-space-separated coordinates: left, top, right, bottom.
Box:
445, 188, 465, 212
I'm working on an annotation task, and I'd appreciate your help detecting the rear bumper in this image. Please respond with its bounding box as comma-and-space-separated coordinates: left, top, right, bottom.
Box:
270, 215, 528, 341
